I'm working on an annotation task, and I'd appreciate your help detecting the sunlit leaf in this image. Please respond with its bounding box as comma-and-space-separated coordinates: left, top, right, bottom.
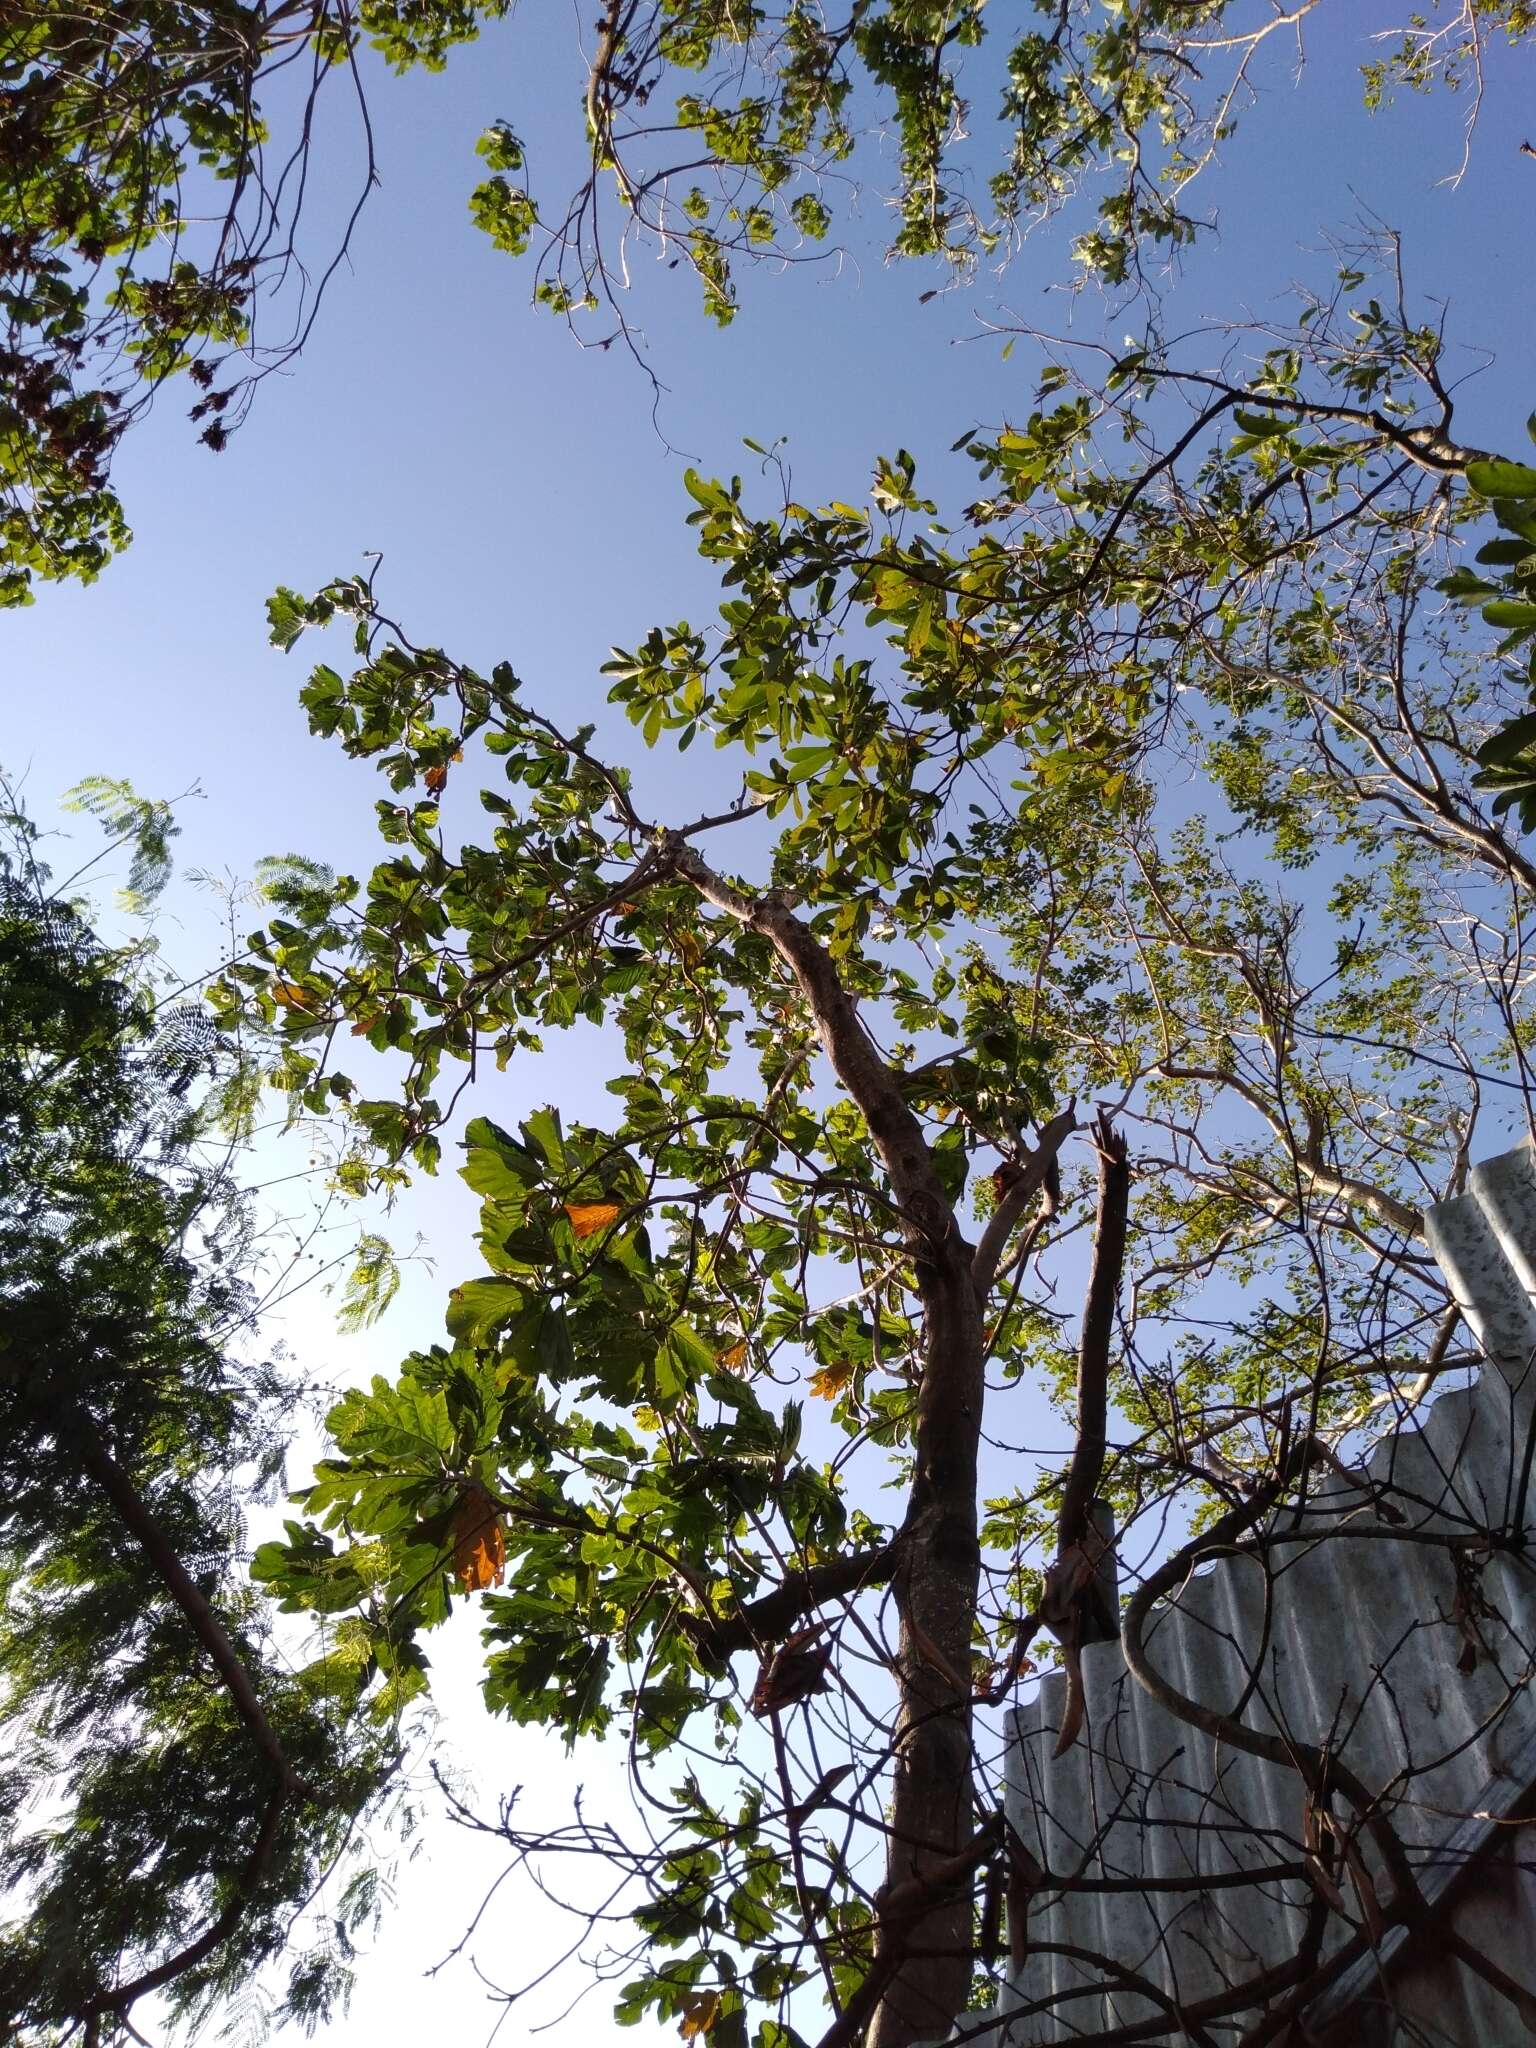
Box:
1467, 458, 1536, 500
807, 1360, 855, 1400
452, 1484, 506, 1592
564, 1200, 623, 1237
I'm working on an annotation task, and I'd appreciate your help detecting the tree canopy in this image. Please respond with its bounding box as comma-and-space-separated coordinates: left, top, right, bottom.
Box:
6, 5, 1536, 2045
0, 788, 399, 2040
5, 0, 1533, 599
195, 257, 1536, 2045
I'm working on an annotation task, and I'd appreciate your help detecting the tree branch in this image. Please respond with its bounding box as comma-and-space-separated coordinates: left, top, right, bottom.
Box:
970, 1105, 1077, 1300
687, 1542, 901, 1658
86, 1788, 288, 2017
666, 841, 957, 1244
66, 1408, 318, 2020
1159, 1062, 1425, 1240
1057, 1115, 1130, 1555
69, 1407, 314, 1797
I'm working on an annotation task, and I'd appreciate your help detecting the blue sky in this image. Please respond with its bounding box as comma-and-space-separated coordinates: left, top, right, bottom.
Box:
5, 6, 1535, 2042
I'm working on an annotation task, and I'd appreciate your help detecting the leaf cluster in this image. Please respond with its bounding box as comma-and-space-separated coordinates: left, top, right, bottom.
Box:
0, 796, 397, 2042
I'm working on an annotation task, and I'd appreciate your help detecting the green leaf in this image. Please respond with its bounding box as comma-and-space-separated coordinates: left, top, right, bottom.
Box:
251, 1524, 367, 1615
465, 1115, 544, 1179
664, 1320, 719, 1381
1438, 567, 1499, 600
1232, 409, 1292, 438
683, 469, 731, 512
1466, 458, 1536, 501
462, 1143, 537, 1203
267, 586, 310, 651
1475, 709, 1536, 767
446, 1277, 528, 1344
334, 1232, 401, 1332
521, 1105, 566, 1171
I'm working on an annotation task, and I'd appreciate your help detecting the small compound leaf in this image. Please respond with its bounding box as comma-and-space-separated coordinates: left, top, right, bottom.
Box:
267, 586, 310, 651
334, 1232, 401, 1333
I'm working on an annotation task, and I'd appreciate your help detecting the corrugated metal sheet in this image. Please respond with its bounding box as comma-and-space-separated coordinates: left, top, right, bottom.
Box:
990, 1142, 1536, 2045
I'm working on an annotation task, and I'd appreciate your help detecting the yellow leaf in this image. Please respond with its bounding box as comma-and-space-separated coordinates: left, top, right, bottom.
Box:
677, 1991, 720, 2040
271, 981, 314, 1010
564, 1200, 623, 1238
808, 1360, 855, 1400
452, 1484, 506, 1592
716, 1340, 749, 1373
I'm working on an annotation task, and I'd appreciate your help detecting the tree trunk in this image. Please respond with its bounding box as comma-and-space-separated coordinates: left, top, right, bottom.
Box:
664, 847, 1000, 2048
867, 1239, 987, 2048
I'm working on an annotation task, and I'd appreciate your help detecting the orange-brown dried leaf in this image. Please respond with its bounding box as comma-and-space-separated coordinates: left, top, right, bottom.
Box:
807, 1360, 854, 1401
748, 1629, 833, 1717
975, 1644, 1035, 1700
677, 1990, 721, 2041
271, 981, 314, 1010
453, 1484, 506, 1592
716, 1340, 749, 1373
564, 1200, 623, 1238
